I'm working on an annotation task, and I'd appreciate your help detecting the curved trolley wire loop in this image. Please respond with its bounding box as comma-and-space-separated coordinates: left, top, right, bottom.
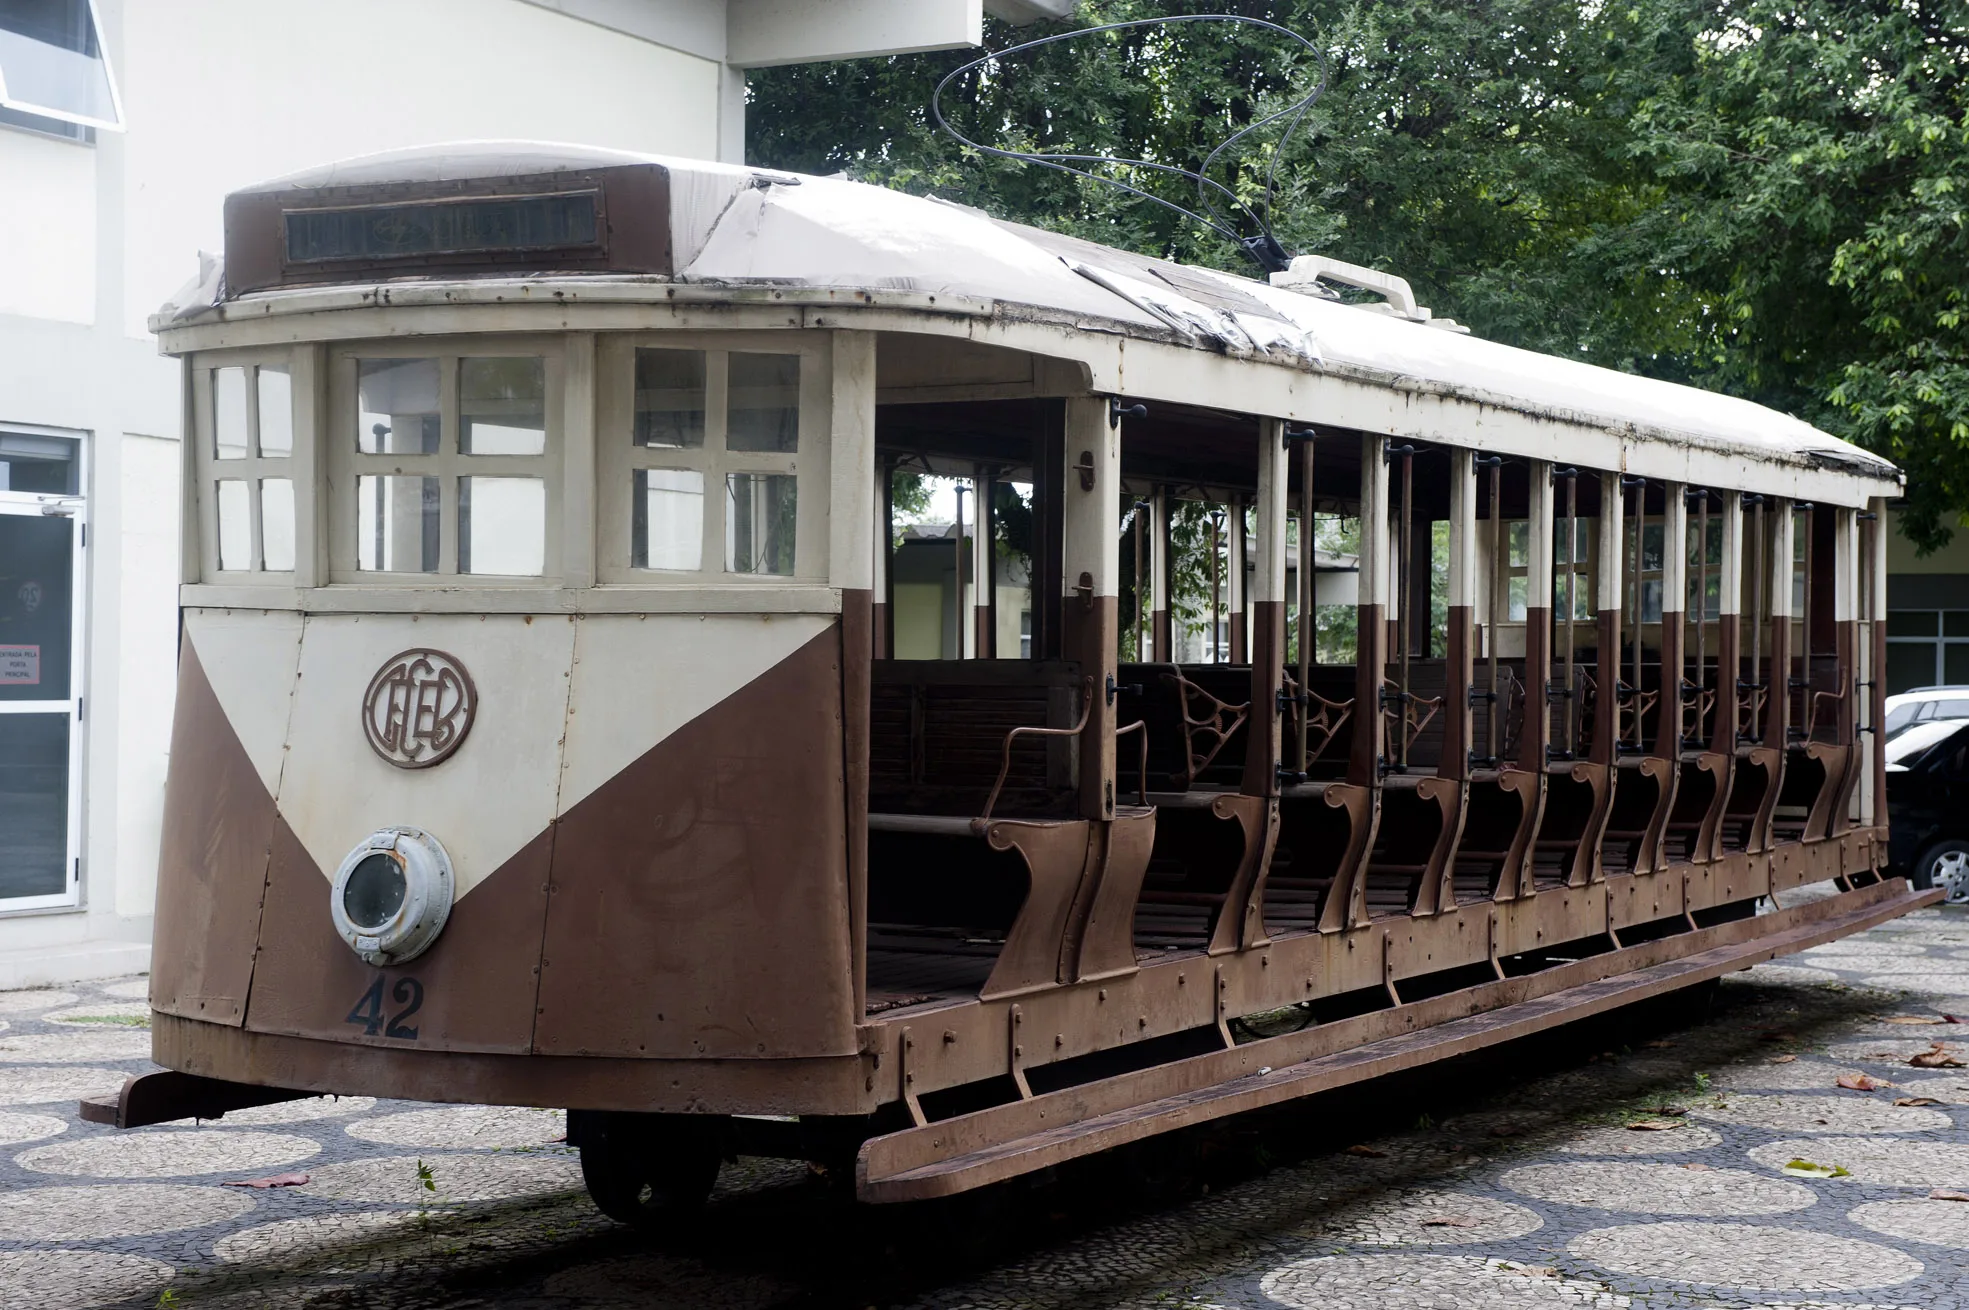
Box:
930, 14, 1328, 272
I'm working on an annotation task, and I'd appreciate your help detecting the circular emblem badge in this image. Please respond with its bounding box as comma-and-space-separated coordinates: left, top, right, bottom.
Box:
361, 649, 477, 770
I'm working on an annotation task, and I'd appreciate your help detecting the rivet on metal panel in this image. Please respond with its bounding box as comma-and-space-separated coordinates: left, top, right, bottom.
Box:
1261, 954, 1270, 968
899, 1027, 926, 1127
1009, 1004, 1033, 1100
1178, 972, 1187, 986
1098, 988, 1108, 1002
943, 1030, 956, 1045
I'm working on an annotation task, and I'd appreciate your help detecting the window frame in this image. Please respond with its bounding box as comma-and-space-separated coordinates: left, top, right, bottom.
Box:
324, 336, 566, 585
595, 330, 830, 585
0, 0, 124, 133
191, 350, 301, 584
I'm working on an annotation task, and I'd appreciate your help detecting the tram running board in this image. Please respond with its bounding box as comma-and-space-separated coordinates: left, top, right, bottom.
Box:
857, 880, 1938, 1202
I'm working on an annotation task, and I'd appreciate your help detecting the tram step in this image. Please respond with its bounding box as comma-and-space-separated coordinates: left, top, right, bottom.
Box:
856, 878, 1935, 1202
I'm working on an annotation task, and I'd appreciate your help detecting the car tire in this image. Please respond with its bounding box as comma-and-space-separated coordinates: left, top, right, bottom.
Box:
1912, 839, 1969, 905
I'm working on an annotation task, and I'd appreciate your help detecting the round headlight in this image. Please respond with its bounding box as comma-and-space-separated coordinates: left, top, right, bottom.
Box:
329, 827, 454, 967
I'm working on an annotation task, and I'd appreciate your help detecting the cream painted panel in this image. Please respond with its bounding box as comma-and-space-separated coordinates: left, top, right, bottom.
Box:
278, 615, 577, 897
558, 612, 832, 814
183, 608, 304, 799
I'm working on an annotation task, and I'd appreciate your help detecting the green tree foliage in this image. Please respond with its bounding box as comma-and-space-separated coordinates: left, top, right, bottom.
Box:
752, 0, 1967, 545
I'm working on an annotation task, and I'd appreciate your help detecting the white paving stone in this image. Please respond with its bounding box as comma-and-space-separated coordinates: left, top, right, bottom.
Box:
1502, 1161, 1816, 1216
1261, 1253, 1629, 1308
0, 1109, 67, 1145
1554, 1124, 1725, 1155
304, 1150, 581, 1203
97, 980, 152, 1000
214, 1210, 412, 1264
1731, 964, 1841, 986
0, 1249, 174, 1308
1568, 1221, 1922, 1291
41, 1002, 151, 1027
343, 1104, 566, 1150
1296, 1187, 1544, 1246
16, 1128, 320, 1179
1891, 1072, 1969, 1102
1691, 1092, 1953, 1134
1795, 941, 1935, 962
1827, 1036, 1969, 1063
0, 989, 79, 1014
0, 1065, 127, 1106
1796, 953, 1969, 974
1714, 1061, 1884, 1092
1847, 1197, 1969, 1251
1747, 1136, 1969, 1187
0, 1030, 152, 1063
0, 1183, 255, 1240
1859, 973, 1969, 995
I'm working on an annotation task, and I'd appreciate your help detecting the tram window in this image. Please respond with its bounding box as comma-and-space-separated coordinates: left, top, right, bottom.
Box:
216, 480, 252, 571
634, 349, 706, 449
257, 365, 294, 457
1626, 519, 1665, 622
632, 469, 704, 571
1555, 518, 1592, 621
726, 473, 796, 576
459, 476, 546, 576
260, 479, 296, 572
213, 367, 248, 460
727, 353, 800, 453
1506, 522, 1530, 621
358, 359, 441, 455
356, 475, 439, 573
460, 358, 547, 456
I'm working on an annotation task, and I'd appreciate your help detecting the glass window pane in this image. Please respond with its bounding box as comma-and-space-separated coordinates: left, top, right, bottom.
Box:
1947, 646, 1969, 687
459, 358, 546, 456
1640, 579, 1663, 623
725, 473, 796, 576
260, 479, 295, 571
1945, 612, 1969, 637
1640, 523, 1663, 572
1507, 575, 1528, 623
357, 359, 441, 455
0, 4, 119, 127
1507, 521, 1529, 569
213, 367, 248, 460
634, 349, 706, 449
726, 353, 799, 453
0, 511, 73, 701
1889, 611, 1940, 638
356, 474, 439, 572
632, 469, 704, 570
216, 478, 252, 571
257, 365, 293, 457
458, 477, 546, 576
0, 430, 79, 494
0, 713, 70, 900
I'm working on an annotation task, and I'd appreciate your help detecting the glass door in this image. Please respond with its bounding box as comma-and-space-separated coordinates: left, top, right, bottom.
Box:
0, 432, 85, 911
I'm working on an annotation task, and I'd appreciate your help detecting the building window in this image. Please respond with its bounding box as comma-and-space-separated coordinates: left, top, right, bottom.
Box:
0, 0, 123, 132
1885, 611, 1969, 694
195, 360, 296, 577
334, 348, 560, 581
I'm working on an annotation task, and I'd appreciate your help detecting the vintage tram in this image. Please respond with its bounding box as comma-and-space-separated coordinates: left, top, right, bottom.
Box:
90, 143, 1932, 1217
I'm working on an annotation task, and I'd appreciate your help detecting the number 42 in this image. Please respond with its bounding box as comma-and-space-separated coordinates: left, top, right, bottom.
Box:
346, 977, 425, 1040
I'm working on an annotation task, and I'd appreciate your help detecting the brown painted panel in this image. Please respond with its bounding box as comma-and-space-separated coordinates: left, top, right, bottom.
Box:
533, 627, 857, 1059
151, 641, 276, 1027
1518, 607, 1551, 772
1243, 600, 1284, 794
244, 821, 552, 1055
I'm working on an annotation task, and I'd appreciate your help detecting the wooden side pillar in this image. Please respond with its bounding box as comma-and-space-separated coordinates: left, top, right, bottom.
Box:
1832, 507, 1860, 834
1712, 493, 1743, 756
1655, 482, 1688, 755
828, 330, 877, 1018
973, 465, 996, 659
1519, 461, 1555, 773
1868, 497, 1889, 829
1228, 493, 1249, 663
1765, 498, 1794, 748
1032, 407, 1066, 663
1150, 486, 1172, 662
1594, 471, 1623, 766
1444, 451, 1476, 780
1063, 397, 1119, 820
1350, 434, 1390, 787
874, 455, 893, 659
1244, 420, 1289, 795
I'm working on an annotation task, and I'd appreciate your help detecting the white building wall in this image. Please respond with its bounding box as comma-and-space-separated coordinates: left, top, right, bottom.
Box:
0, 130, 96, 323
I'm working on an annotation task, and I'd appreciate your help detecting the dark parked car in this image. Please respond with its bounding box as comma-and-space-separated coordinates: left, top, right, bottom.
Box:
1886, 719, 1969, 903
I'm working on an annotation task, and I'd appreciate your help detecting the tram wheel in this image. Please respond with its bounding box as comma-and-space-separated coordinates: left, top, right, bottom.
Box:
579, 1140, 720, 1228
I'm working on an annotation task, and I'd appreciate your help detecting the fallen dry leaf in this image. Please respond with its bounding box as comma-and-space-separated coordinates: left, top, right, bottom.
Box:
1644, 1040, 1675, 1049
1627, 1119, 1683, 1132
1345, 1144, 1386, 1158
1487, 1125, 1522, 1138
1944, 1014, 1964, 1024
1837, 1073, 1892, 1091
1929, 1189, 1969, 1202
1422, 1216, 1481, 1228
1895, 1097, 1944, 1107
222, 1172, 310, 1189
1884, 1015, 1945, 1025
1768, 1054, 1798, 1064
1909, 1043, 1968, 1069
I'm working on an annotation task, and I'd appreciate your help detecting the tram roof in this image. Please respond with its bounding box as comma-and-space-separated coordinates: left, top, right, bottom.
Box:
168, 142, 1898, 495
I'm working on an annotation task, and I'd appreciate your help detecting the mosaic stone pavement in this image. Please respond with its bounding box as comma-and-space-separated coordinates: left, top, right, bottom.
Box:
0, 896, 1966, 1308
